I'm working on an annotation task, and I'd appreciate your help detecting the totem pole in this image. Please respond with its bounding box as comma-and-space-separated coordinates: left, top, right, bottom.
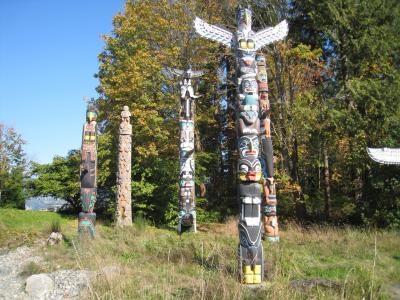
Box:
78, 101, 98, 238
116, 106, 133, 226
171, 67, 204, 234
256, 54, 279, 242
194, 6, 288, 284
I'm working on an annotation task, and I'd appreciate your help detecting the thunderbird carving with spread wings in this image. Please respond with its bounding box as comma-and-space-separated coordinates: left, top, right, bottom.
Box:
194, 15, 288, 50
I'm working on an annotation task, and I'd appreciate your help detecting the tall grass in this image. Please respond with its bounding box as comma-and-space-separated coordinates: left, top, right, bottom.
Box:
1, 209, 399, 299
46, 220, 399, 299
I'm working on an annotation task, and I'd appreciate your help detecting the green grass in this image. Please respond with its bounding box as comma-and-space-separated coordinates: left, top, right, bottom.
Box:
19, 261, 45, 277
1, 209, 399, 299
0, 208, 75, 248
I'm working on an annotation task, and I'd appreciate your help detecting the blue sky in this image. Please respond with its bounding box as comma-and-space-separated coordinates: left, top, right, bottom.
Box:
0, 0, 125, 163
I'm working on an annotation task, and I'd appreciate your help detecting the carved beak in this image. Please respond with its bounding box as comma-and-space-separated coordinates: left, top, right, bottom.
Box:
247, 171, 256, 181
243, 57, 253, 66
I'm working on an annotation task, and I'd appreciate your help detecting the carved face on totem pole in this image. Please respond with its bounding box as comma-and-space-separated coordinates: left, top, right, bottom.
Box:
238, 157, 262, 182
80, 188, 97, 212
236, 6, 253, 33
237, 52, 256, 76
86, 103, 98, 123
239, 135, 259, 158
237, 93, 259, 134
180, 121, 194, 151
179, 157, 195, 185
241, 78, 258, 94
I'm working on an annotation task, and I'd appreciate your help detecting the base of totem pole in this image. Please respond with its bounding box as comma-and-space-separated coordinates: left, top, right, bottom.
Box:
265, 236, 280, 242
177, 211, 197, 234
78, 212, 96, 239
238, 245, 265, 285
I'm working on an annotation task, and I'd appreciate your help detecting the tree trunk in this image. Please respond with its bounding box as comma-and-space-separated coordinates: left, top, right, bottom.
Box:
322, 139, 331, 221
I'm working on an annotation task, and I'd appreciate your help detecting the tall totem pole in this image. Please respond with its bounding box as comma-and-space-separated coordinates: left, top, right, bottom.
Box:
78, 101, 98, 239
171, 68, 204, 234
256, 54, 279, 242
116, 106, 133, 226
194, 6, 288, 283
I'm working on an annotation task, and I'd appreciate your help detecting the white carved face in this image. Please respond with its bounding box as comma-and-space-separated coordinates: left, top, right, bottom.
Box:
180, 157, 195, 181
180, 121, 194, 151
239, 135, 259, 158
241, 79, 258, 94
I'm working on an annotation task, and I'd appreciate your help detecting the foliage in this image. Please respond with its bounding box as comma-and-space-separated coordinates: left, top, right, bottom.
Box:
0, 124, 29, 209
291, 0, 400, 225
19, 262, 45, 278
24, 0, 400, 227
96, 0, 239, 224
29, 150, 81, 210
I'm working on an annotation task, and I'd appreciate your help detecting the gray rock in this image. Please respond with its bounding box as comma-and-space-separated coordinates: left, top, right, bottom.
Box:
25, 274, 54, 298
47, 233, 63, 246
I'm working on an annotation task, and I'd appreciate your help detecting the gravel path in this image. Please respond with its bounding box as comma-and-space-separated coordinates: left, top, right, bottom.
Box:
0, 245, 93, 300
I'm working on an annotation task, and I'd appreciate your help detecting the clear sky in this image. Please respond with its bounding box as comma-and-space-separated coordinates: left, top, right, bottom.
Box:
0, 0, 125, 163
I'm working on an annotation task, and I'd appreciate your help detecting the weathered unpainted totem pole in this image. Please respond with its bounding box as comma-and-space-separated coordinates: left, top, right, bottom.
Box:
116, 106, 133, 226
256, 54, 279, 242
78, 102, 98, 238
171, 68, 204, 234
194, 6, 288, 284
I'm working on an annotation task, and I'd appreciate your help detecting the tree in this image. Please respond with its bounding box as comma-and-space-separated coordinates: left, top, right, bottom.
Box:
292, 0, 400, 225
96, 0, 240, 224
0, 124, 28, 209
29, 150, 81, 210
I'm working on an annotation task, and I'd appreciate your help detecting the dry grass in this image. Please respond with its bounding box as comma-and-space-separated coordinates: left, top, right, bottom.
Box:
42, 219, 400, 300
2, 209, 399, 299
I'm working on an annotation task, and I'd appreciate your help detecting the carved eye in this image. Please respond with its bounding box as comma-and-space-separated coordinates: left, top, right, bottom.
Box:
243, 80, 250, 89
239, 138, 249, 149
239, 164, 249, 173
239, 39, 247, 49
252, 138, 259, 148
247, 40, 255, 49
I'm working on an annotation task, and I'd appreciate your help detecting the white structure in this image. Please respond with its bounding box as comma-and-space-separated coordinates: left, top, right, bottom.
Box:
367, 148, 400, 165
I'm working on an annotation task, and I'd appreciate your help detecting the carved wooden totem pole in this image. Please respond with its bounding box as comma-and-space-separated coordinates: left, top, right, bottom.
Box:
194, 6, 288, 284
171, 68, 204, 234
78, 102, 98, 238
256, 54, 279, 242
116, 106, 133, 226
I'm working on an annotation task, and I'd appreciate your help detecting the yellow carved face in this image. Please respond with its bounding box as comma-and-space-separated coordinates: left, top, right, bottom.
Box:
87, 111, 97, 122
238, 158, 262, 182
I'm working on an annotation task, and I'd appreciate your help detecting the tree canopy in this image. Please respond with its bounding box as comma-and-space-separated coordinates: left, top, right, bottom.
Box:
29, 0, 400, 228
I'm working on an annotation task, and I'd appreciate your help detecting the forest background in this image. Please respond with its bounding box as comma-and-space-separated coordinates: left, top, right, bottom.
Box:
1, 0, 399, 229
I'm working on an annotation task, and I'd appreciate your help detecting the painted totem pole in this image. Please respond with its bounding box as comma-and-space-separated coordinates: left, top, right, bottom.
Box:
78, 101, 98, 238
171, 68, 204, 234
194, 6, 288, 284
116, 106, 133, 226
256, 54, 279, 242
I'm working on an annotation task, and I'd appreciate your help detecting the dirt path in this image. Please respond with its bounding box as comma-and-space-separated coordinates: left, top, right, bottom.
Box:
0, 245, 93, 300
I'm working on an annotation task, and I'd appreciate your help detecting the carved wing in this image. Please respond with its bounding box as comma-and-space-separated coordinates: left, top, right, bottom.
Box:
170, 68, 185, 77
191, 70, 205, 78
254, 20, 289, 50
194, 17, 233, 48
367, 148, 400, 165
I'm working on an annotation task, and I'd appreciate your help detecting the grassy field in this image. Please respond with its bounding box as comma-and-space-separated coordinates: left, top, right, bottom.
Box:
1, 209, 399, 299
